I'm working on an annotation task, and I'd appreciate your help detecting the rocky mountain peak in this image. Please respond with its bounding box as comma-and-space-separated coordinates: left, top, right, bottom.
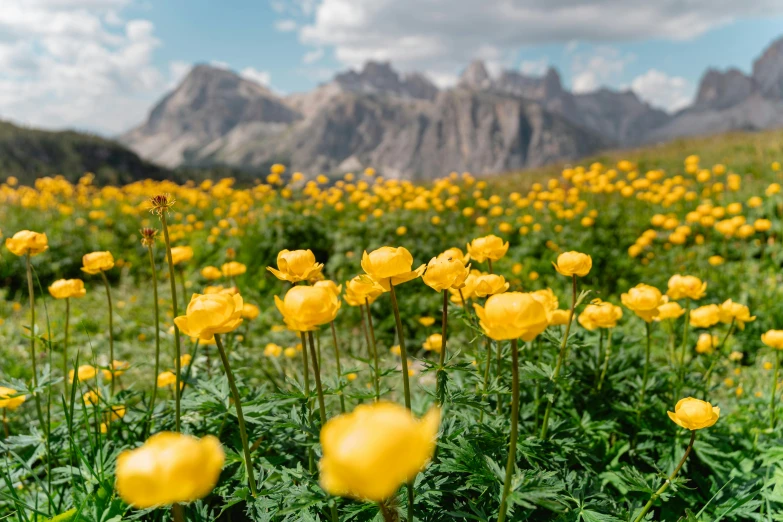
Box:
333, 61, 438, 100
694, 68, 757, 110
752, 36, 783, 100
458, 60, 492, 90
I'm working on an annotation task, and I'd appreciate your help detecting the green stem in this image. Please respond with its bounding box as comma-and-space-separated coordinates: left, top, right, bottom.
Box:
25, 254, 45, 431
437, 290, 448, 405
99, 271, 115, 397
597, 329, 614, 392
173, 503, 186, 522
330, 322, 346, 413
146, 245, 161, 438
533, 338, 542, 430
497, 339, 519, 522
632, 430, 696, 522
300, 331, 315, 474
178, 268, 188, 309
770, 349, 780, 430
63, 298, 70, 398
636, 322, 653, 427
487, 259, 493, 274
540, 274, 577, 439
676, 299, 691, 398
479, 337, 492, 423
388, 281, 414, 522
359, 302, 371, 358
364, 300, 381, 401
214, 334, 257, 496
160, 212, 182, 432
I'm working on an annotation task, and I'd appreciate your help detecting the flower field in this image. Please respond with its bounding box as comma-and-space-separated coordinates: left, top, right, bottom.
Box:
2, 132, 783, 521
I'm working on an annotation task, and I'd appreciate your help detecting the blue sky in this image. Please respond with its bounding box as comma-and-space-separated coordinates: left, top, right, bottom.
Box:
0, 1, 781, 135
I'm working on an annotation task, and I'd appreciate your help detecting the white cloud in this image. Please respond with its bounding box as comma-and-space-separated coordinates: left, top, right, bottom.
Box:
289, 0, 782, 82
275, 19, 298, 32
631, 68, 693, 112
303, 48, 324, 64
571, 46, 635, 93
520, 57, 549, 76
240, 66, 271, 86
0, 0, 182, 135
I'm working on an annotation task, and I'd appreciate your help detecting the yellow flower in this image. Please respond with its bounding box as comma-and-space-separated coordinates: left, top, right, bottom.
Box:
361, 246, 425, 290
621, 284, 665, 322
761, 330, 783, 349
221, 261, 246, 277
274, 285, 341, 331
666, 274, 706, 301
319, 402, 440, 502
718, 299, 755, 330
48, 279, 86, 299
708, 255, 724, 266
314, 280, 343, 297
474, 292, 549, 341
284, 347, 297, 358
174, 293, 244, 340
264, 343, 283, 357
466, 235, 509, 263
241, 303, 260, 320
344, 275, 385, 306
422, 334, 442, 353
81, 251, 114, 274
116, 432, 224, 508
667, 397, 720, 430
553, 251, 592, 277
440, 247, 470, 265
5, 230, 48, 257
200, 266, 222, 280
729, 351, 744, 361
102, 360, 130, 380
549, 309, 572, 326
695, 333, 718, 354
346, 373, 357, 381
157, 371, 179, 388
578, 299, 622, 330
83, 390, 100, 405
689, 304, 720, 328
418, 317, 435, 327
170, 246, 194, 265
68, 365, 98, 382
203, 285, 236, 295
655, 301, 685, 321
0, 387, 26, 410
390, 345, 401, 356
472, 274, 509, 297
267, 249, 324, 283
530, 288, 559, 322
422, 254, 470, 291
179, 354, 192, 366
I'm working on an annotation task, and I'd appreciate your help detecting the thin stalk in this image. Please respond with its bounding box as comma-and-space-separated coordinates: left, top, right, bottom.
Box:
160, 212, 182, 432
99, 271, 115, 396
2, 410, 7, 439
364, 300, 381, 401
359, 303, 372, 358
379, 502, 400, 522
437, 290, 448, 404
25, 254, 45, 430
676, 299, 691, 398
540, 274, 577, 439
300, 331, 315, 474
631, 431, 696, 522
770, 349, 780, 430
496, 339, 502, 414
173, 503, 186, 522
636, 321, 653, 427
597, 329, 614, 391
214, 334, 257, 496
487, 259, 493, 274
178, 268, 188, 308
145, 245, 161, 438
388, 281, 414, 522
479, 337, 492, 423
497, 339, 519, 522
330, 322, 346, 413
533, 338, 543, 430
63, 298, 70, 397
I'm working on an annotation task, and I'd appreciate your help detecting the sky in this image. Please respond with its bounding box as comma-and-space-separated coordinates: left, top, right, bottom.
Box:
1, 0, 782, 136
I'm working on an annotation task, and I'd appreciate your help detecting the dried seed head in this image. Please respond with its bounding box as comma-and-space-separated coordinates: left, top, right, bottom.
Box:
149, 193, 176, 217
140, 228, 158, 247
226, 247, 236, 260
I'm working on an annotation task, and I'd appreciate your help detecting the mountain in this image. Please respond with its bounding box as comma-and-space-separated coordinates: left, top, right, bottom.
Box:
119, 35, 783, 178
0, 119, 169, 185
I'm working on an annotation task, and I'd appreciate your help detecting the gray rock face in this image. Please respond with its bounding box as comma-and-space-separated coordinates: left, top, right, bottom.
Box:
121, 35, 783, 177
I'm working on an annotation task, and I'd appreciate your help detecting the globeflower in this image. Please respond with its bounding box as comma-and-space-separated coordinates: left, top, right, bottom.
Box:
116, 432, 224, 508
718, 299, 755, 329
319, 402, 440, 502
68, 365, 98, 382
361, 246, 425, 290
314, 280, 342, 297
81, 251, 114, 274
530, 288, 559, 322
549, 309, 572, 326
578, 299, 622, 330
200, 266, 222, 280
0, 387, 26, 410
274, 285, 341, 331
440, 247, 470, 265
5, 230, 48, 256
170, 246, 194, 265
696, 333, 718, 354
689, 304, 720, 328
466, 235, 509, 263
48, 279, 86, 299
174, 293, 244, 341
344, 275, 385, 306
472, 274, 509, 297
666, 275, 706, 301
553, 251, 592, 277
655, 301, 685, 321
267, 249, 324, 283
422, 334, 442, 353
422, 254, 469, 291
474, 292, 549, 341
667, 397, 720, 430
761, 330, 783, 349
241, 302, 260, 320
221, 261, 246, 278
621, 284, 665, 322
